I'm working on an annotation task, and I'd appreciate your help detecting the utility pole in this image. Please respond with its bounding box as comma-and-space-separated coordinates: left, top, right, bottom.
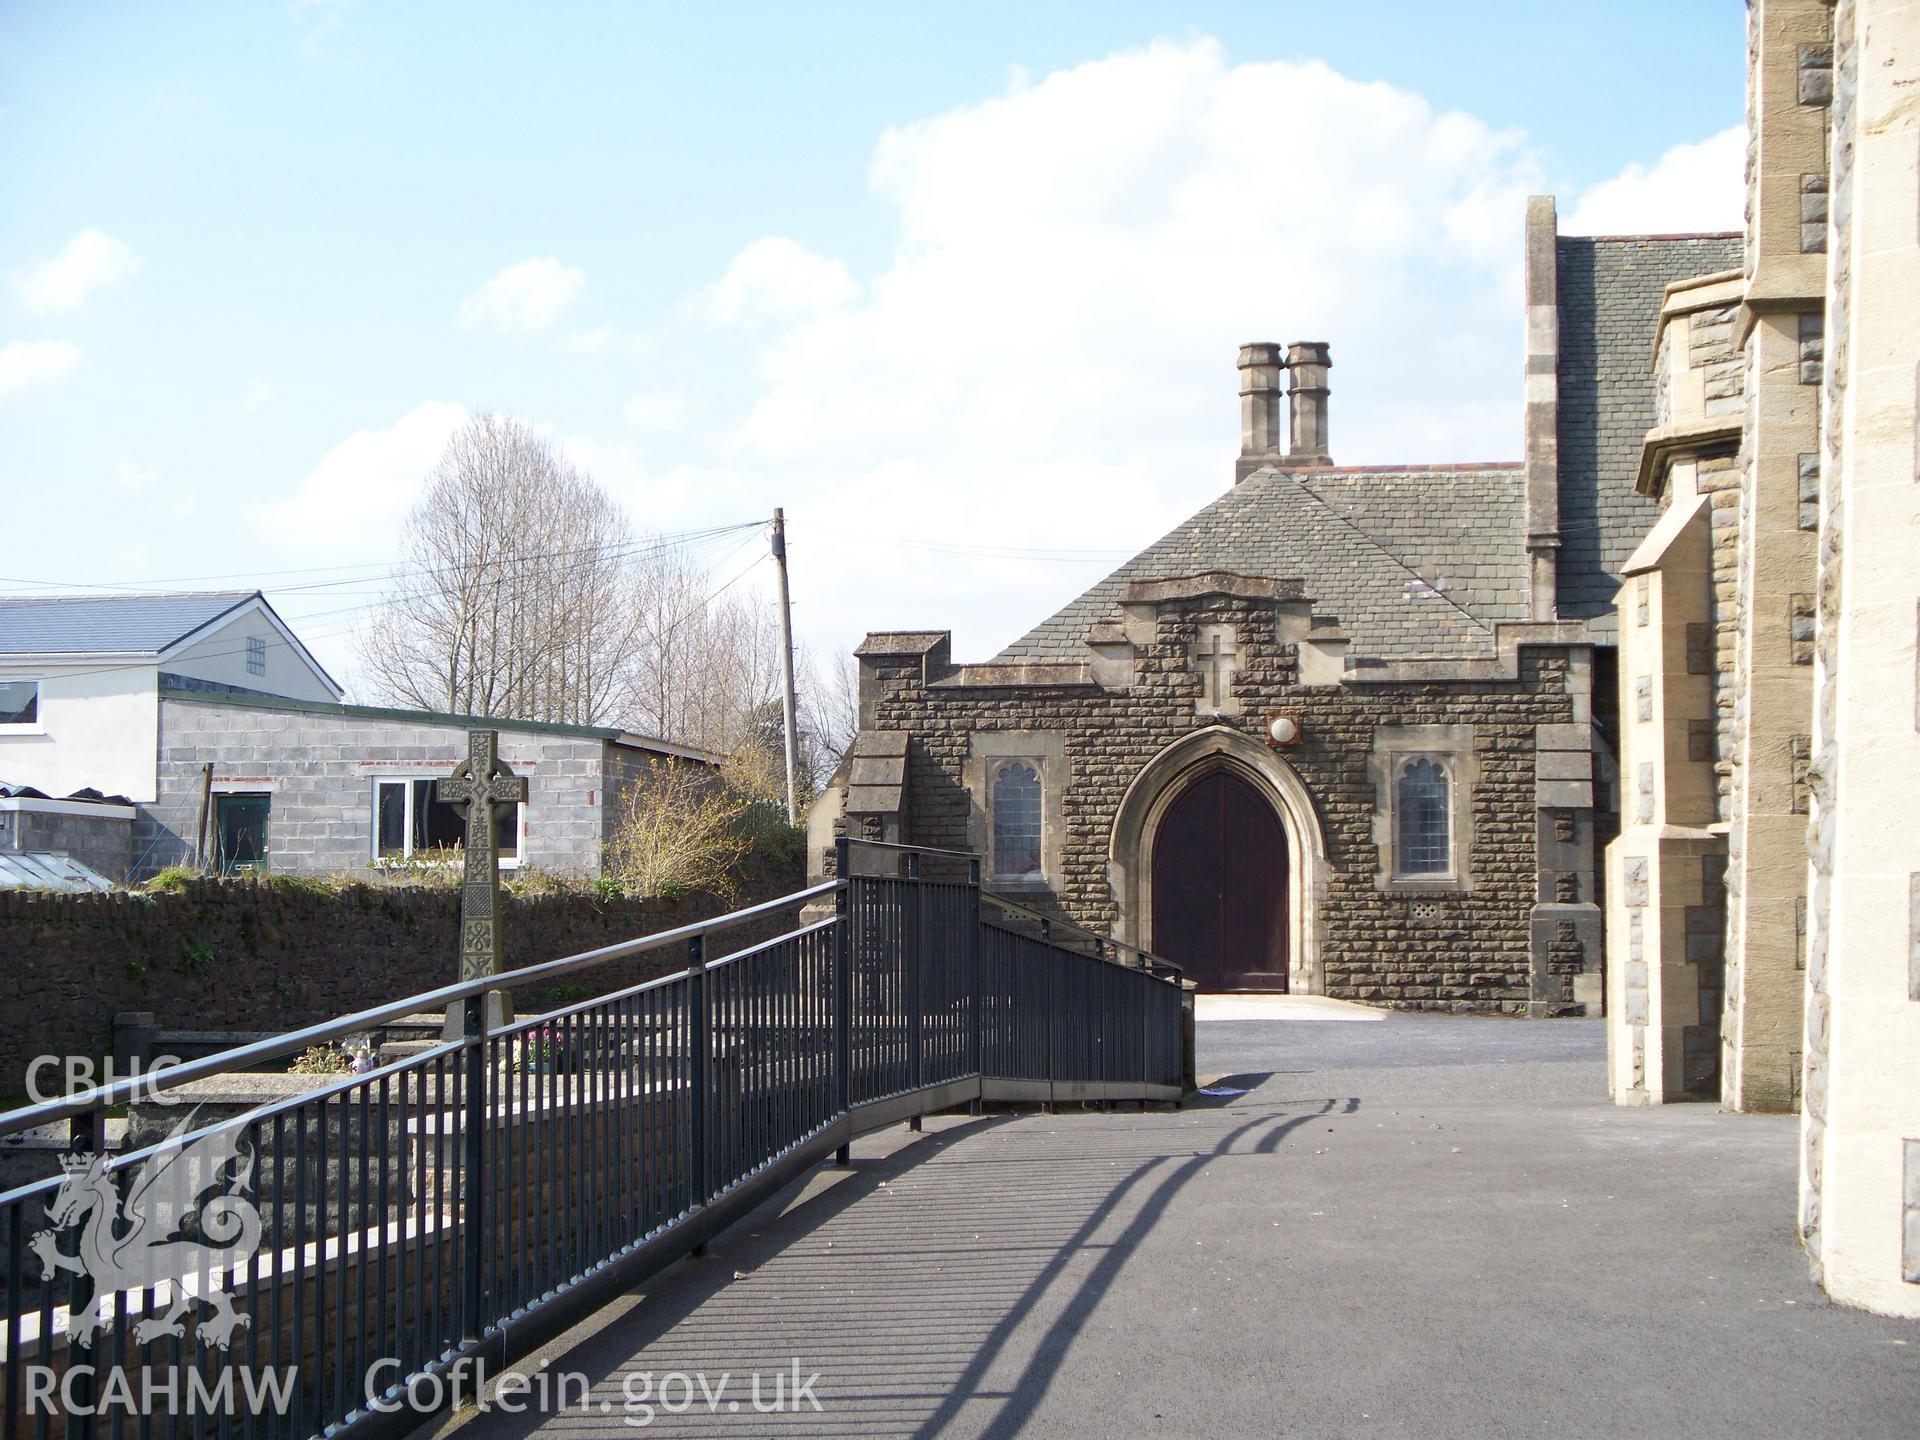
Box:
770, 508, 802, 825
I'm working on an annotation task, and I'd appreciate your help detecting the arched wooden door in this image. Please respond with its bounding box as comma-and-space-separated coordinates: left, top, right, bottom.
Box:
1150, 769, 1289, 991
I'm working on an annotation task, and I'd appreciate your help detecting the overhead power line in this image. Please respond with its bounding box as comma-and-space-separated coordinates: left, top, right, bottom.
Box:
0, 521, 764, 599
3, 520, 779, 689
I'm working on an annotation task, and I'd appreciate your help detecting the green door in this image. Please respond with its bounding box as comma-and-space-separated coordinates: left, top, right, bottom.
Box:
216, 794, 271, 875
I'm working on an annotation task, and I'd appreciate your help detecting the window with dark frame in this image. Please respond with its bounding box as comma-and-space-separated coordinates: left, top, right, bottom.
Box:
991, 761, 1043, 878
246, 636, 266, 676
1395, 757, 1452, 877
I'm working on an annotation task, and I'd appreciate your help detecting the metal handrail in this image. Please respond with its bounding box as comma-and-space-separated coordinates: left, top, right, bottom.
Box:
845, 836, 1184, 981
979, 887, 1183, 979
842, 836, 980, 861
0, 840, 1187, 1440
0, 879, 839, 1137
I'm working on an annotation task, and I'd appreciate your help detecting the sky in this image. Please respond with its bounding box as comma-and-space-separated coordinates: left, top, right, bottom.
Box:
0, 2, 1751, 694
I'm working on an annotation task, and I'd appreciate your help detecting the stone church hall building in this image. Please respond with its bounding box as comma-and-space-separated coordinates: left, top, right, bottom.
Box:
814, 206, 1741, 1016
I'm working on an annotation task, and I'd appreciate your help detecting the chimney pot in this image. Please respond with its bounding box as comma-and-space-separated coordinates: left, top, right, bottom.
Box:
1235, 342, 1285, 483
1285, 341, 1332, 466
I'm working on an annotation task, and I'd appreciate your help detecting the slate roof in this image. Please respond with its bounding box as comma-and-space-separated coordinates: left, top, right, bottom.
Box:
0, 591, 258, 656
1554, 233, 1744, 640
993, 463, 1529, 664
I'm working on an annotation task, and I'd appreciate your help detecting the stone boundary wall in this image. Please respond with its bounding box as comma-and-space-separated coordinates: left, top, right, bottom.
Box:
0, 864, 803, 1101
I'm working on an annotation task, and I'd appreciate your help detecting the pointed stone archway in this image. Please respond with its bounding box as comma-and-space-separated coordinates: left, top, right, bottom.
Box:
1108, 725, 1328, 995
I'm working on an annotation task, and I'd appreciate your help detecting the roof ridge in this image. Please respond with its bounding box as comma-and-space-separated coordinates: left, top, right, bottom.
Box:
1563, 231, 1744, 242
1264, 461, 1523, 476
0, 589, 259, 604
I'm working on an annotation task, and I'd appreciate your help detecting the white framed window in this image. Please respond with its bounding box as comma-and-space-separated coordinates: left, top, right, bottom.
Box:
989, 760, 1043, 880
0, 678, 40, 730
372, 778, 522, 866
246, 636, 266, 676
1394, 757, 1453, 878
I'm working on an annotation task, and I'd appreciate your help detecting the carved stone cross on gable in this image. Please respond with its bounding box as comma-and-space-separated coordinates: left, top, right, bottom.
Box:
1193, 626, 1240, 713
437, 730, 528, 984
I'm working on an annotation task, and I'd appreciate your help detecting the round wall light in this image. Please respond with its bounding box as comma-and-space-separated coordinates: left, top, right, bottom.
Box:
1266, 710, 1302, 748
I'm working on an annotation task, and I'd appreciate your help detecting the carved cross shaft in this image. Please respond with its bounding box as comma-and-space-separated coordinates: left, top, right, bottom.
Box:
1195, 629, 1238, 711
437, 730, 528, 983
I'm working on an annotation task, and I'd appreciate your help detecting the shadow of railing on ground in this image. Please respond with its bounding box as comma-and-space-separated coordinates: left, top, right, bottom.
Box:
457, 1089, 1357, 1439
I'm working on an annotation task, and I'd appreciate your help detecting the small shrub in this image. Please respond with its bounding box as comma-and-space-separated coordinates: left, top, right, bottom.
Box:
503, 865, 570, 899
603, 760, 752, 902
288, 1044, 354, 1076
265, 873, 341, 899
364, 850, 463, 889
179, 938, 216, 976
590, 875, 624, 903
146, 866, 196, 893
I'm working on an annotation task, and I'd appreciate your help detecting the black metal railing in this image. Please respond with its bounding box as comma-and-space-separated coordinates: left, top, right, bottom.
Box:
0, 838, 1183, 1440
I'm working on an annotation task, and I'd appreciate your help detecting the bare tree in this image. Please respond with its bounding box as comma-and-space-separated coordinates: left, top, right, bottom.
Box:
356, 415, 647, 727
359, 421, 796, 764
800, 647, 860, 785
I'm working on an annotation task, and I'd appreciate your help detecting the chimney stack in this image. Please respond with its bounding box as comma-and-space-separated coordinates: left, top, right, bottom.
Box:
1235, 340, 1334, 482
1285, 341, 1332, 466
1236, 343, 1285, 483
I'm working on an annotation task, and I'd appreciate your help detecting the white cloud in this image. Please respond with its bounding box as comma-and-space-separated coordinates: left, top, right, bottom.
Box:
255, 401, 468, 549
11, 231, 141, 314
690, 237, 857, 326
242, 377, 276, 408
562, 325, 656, 358
457, 257, 586, 333
681, 40, 1543, 658
1564, 127, 1746, 236
0, 339, 83, 397
623, 388, 692, 431
112, 458, 159, 494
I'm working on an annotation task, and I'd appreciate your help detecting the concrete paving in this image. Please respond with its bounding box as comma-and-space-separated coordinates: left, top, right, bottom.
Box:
449, 1012, 1918, 1439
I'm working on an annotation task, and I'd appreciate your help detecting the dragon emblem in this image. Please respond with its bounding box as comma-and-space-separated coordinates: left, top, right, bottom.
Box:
30, 1112, 261, 1350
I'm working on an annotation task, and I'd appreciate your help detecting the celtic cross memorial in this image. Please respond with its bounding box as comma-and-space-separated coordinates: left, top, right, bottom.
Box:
437, 729, 528, 989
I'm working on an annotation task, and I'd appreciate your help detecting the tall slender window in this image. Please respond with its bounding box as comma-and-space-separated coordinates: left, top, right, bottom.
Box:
1396, 758, 1451, 876
991, 761, 1043, 878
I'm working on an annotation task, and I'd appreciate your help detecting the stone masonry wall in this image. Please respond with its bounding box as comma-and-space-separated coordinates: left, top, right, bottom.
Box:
870, 598, 1585, 1014
0, 864, 804, 1102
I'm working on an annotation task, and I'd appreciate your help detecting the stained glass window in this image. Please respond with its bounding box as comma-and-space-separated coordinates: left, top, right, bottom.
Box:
992, 762, 1043, 878
1396, 758, 1451, 876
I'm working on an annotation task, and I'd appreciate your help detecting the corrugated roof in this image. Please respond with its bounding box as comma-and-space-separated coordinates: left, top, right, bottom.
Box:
0, 853, 115, 892
0, 592, 256, 656
992, 463, 1528, 664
